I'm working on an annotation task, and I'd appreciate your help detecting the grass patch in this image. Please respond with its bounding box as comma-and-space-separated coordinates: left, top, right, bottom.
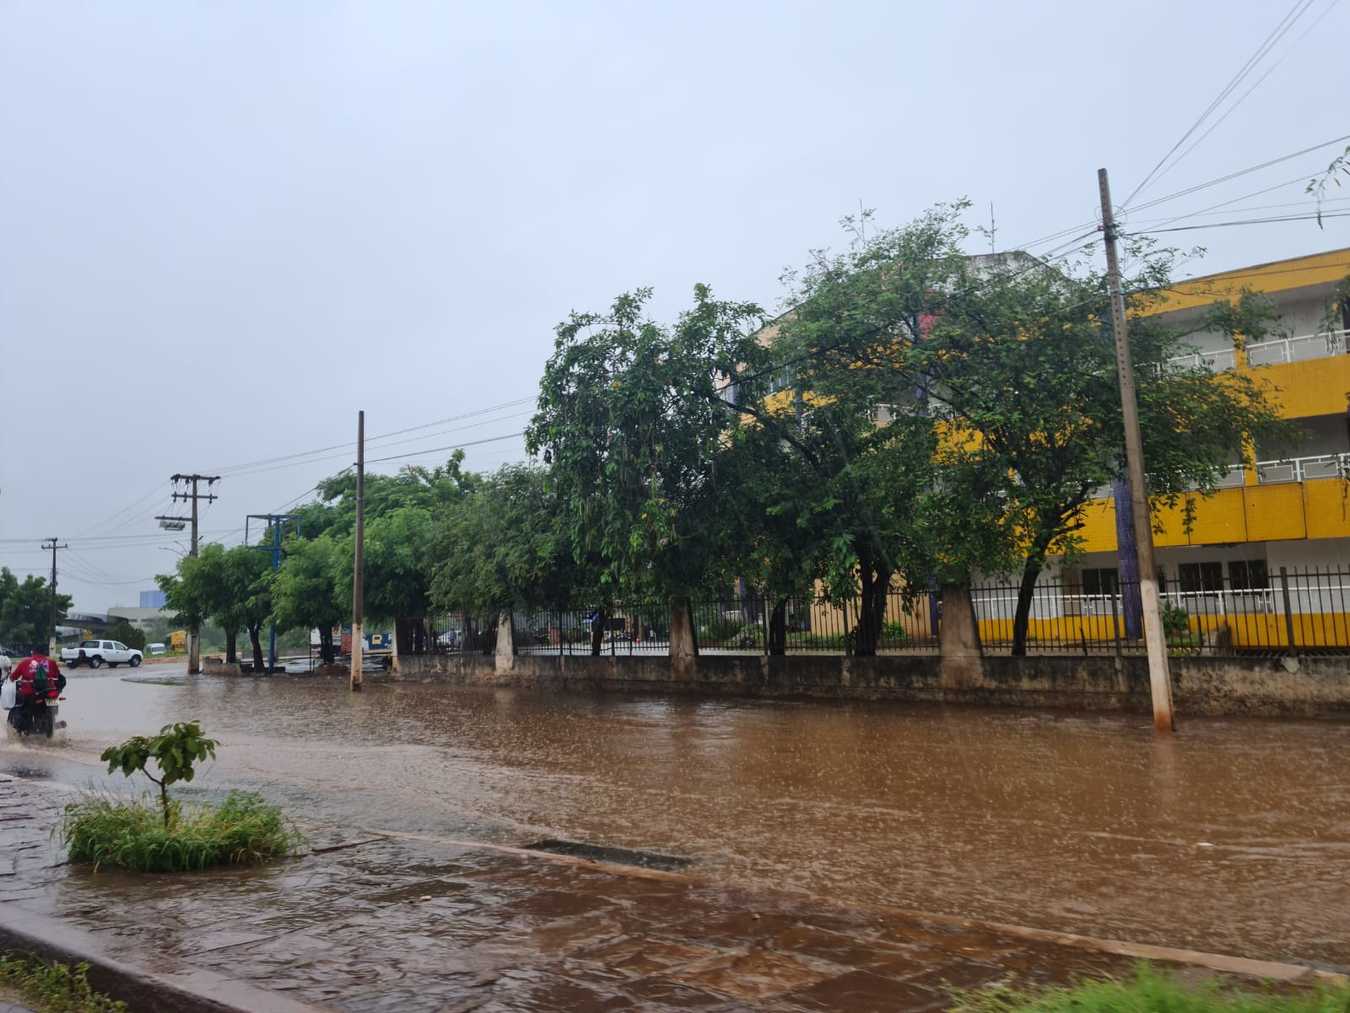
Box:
0, 953, 126, 1012
950, 964, 1350, 1013
62, 791, 300, 873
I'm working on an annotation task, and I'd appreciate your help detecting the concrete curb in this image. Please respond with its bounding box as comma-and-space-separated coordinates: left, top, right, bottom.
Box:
0, 905, 330, 1013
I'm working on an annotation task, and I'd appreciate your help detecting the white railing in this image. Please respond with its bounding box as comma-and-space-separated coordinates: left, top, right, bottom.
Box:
1254, 452, 1350, 484
1246, 329, 1348, 367
1168, 347, 1237, 372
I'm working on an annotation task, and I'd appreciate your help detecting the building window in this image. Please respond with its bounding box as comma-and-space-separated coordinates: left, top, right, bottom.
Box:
1081, 568, 1119, 596
1229, 559, 1269, 590
1179, 561, 1224, 593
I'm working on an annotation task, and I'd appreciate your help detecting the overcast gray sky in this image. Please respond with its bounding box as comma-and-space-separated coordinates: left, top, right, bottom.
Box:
2, 0, 1348, 612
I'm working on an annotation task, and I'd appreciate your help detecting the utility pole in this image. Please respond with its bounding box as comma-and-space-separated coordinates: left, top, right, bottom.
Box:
41, 538, 68, 654
160, 473, 219, 675
350, 410, 365, 692
1098, 168, 1175, 734
246, 513, 300, 672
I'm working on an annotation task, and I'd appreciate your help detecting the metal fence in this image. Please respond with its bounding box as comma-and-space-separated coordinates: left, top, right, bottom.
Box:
971, 566, 1350, 656
424, 566, 1350, 659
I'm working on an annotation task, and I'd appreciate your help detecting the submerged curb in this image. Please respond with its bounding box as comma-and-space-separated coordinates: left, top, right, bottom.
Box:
0, 905, 329, 1013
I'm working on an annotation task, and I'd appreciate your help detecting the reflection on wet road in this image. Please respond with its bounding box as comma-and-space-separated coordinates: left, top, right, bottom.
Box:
6, 667, 1349, 966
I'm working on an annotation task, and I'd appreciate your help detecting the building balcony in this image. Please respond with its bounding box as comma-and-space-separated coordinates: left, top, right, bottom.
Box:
1168, 328, 1348, 373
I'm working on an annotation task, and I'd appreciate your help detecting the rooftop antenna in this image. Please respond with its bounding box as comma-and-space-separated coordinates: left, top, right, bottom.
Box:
989, 202, 998, 253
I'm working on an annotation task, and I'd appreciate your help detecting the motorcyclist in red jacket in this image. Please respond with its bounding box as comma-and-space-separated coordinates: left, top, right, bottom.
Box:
8, 645, 64, 733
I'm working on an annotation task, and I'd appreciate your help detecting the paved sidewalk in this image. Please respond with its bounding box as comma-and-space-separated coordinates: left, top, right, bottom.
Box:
0, 775, 1315, 1012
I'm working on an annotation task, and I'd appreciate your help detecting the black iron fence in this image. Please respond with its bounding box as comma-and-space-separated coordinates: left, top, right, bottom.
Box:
423, 566, 1350, 659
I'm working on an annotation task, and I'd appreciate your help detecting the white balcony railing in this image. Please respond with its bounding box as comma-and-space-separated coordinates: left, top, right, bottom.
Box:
1168, 347, 1237, 372
1246, 329, 1348, 367
1254, 452, 1350, 484
1167, 329, 1348, 372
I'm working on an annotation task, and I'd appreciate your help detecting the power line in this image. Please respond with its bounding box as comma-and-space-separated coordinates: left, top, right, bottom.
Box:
205, 397, 535, 477
1122, 0, 1318, 208
1127, 210, 1350, 234
1126, 133, 1350, 215
364, 431, 527, 466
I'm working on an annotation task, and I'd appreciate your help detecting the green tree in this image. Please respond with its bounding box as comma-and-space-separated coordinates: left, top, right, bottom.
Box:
270, 534, 343, 664
105, 620, 147, 652
429, 464, 580, 651
731, 206, 971, 655
921, 243, 1287, 654
0, 568, 72, 649
527, 285, 764, 655
156, 544, 271, 667
100, 722, 219, 827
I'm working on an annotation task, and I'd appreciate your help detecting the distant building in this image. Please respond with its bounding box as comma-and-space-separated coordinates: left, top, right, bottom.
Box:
139, 589, 167, 609
107, 606, 170, 632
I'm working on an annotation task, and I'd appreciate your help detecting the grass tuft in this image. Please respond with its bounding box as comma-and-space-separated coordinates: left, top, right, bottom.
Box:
950, 964, 1350, 1013
61, 791, 300, 873
0, 953, 126, 1012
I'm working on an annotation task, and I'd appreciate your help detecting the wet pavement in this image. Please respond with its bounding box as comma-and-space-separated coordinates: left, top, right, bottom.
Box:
0, 668, 1346, 1007
0, 772, 1146, 1011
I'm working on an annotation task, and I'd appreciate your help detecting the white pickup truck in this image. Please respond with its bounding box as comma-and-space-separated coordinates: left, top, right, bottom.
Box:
61, 639, 143, 669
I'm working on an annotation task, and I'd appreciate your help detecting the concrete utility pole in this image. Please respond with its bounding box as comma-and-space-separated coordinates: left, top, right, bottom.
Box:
160, 473, 220, 675
41, 538, 68, 654
350, 410, 365, 692
1098, 168, 1175, 734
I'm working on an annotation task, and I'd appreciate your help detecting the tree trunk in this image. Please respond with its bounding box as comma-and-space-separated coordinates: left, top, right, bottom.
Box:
768, 598, 787, 656
495, 610, 515, 660
319, 626, 334, 665
1011, 557, 1044, 657
1112, 477, 1143, 639
854, 567, 890, 657
224, 628, 238, 664
669, 596, 698, 660
590, 608, 607, 657
248, 623, 265, 673
939, 581, 983, 687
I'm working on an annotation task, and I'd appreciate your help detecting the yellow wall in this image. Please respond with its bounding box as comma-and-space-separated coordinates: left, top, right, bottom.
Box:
1151, 247, 1350, 312
1077, 480, 1350, 554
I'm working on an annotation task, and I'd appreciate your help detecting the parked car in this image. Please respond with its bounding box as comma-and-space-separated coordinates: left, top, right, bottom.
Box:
146, 642, 167, 656
60, 639, 143, 669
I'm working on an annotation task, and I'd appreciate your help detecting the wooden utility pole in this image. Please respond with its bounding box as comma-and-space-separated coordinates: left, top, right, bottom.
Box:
41, 538, 68, 654
1098, 168, 1175, 733
350, 410, 365, 692
161, 473, 219, 674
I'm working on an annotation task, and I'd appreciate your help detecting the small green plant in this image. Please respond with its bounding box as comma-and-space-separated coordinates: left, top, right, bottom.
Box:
881, 621, 910, 645
1161, 602, 1192, 640
100, 721, 218, 827
62, 791, 299, 873
0, 953, 126, 1011
950, 963, 1350, 1013
702, 616, 746, 644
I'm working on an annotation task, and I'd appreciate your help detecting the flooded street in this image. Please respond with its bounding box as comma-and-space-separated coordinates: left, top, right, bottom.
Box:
6, 667, 1349, 969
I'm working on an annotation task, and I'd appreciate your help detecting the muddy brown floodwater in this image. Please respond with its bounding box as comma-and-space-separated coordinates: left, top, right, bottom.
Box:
5, 669, 1349, 970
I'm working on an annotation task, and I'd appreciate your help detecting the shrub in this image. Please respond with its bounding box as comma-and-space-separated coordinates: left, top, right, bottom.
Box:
62, 791, 299, 873
100, 721, 219, 827
1161, 602, 1192, 640
0, 953, 126, 1012
950, 963, 1350, 1013
701, 616, 746, 644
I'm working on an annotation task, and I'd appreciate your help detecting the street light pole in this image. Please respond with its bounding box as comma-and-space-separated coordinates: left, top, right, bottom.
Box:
1098, 167, 1175, 734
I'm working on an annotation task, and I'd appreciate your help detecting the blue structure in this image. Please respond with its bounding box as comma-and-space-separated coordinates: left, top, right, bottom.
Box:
139, 589, 167, 609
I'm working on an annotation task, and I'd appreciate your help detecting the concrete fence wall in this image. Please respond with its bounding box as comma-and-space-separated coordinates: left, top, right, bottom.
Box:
390, 651, 1350, 718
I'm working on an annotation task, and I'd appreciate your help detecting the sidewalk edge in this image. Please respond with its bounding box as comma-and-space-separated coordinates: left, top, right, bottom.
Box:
0, 905, 329, 1013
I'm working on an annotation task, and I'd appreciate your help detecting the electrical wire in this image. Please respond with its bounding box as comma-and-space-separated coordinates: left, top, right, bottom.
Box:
1127, 210, 1350, 234
1126, 133, 1350, 215
1122, 0, 1319, 208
